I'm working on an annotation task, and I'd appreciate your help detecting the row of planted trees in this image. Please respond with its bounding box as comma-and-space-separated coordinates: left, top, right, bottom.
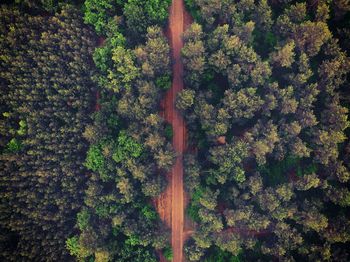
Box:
0, 4, 97, 260
178, 0, 350, 261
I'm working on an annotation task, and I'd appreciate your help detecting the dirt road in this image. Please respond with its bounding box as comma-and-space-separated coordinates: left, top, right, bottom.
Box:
169, 0, 185, 261
154, 0, 188, 261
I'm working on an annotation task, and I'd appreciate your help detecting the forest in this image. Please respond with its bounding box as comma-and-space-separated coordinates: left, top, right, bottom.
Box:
0, 0, 173, 261
181, 0, 350, 261
0, 0, 349, 261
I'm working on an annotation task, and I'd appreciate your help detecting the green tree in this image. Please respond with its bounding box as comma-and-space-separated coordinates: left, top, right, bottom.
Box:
77, 209, 91, 231
5, 138, 22, 153
107, 46, 139, 92
112, 130, 143, 163
124, 0, 171, 39
271, 41, 296, 68
83, 0, 119, 34
66, 236, 81, 257
176, 89, 196, 111
85, 144, 105, 173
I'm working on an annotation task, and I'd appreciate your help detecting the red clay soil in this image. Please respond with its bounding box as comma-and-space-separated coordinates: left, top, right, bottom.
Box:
154, 1, 193, 261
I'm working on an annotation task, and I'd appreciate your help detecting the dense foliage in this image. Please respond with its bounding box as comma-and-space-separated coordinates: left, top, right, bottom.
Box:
68, 25, 175, 260
83, 0, 171, 40
2, 0, 350, 261
0, 5, 96, 261
66, 0, 174, 261
181, 0, 350, 261
0, 0, 173, 261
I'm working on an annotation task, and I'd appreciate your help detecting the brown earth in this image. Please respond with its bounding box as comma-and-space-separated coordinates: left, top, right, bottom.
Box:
154, 1, 193, 261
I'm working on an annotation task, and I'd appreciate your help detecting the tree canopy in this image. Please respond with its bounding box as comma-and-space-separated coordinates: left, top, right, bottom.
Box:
182, 0, 350, 261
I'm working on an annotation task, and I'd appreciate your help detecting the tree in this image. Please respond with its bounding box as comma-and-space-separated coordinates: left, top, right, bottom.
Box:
66, 236, 81, 257
85, 143, 105, 173
214, 233, 243, 256
209, 141, 248, 183
247, 174, 263, 195
245, 120, 280, 165
265, 222, 303, 258
14, 0, 70, 12
182, 23, 206, 87
294, 173, 321, 191
124, 0, 172, 39
95, 250, 110, 262
112, 131, 143, 163
107, 46, 140, 92
176, 89, 196, 111
253, 0, 273, 31
184, 154, 201, 193
199, 188, 219, 211
154, 144, 175, 171
326, 186, 350, 207
135, 26, 171, 79
298, 206, 328, 233
257, 188, 280, 212
77, 209, 91, 231
293, 21, 332, 56
185, 239, 205, 261
83, 124, 102, 144
312, 129, 346, 165
222, 88, 263, 122
271, 41, 296, 68
83, 0, 119, 34
315, 2, 330, 22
